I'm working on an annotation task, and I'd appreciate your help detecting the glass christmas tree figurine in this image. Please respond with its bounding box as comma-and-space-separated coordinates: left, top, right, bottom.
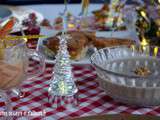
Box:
48, 11, 78, 108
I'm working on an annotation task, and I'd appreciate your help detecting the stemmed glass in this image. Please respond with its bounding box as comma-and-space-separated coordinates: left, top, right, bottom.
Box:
123, 7, 139, 43
79, 0, 90, 17
0, 38, 45, 118
77, 0, 90, 30
109, 0, 127, 37
63, 0, 69, 13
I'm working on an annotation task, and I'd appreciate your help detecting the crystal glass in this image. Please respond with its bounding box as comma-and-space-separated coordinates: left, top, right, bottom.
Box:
0, 39, 45, 111
80, 0, 90, 16
76, 0, 90, 30
123, 7, 139, 43
108, 0, 127, 37
91, 45, 160, 106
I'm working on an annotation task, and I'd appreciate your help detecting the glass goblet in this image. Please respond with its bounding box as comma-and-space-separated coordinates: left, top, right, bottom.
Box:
0, 38, 45, 112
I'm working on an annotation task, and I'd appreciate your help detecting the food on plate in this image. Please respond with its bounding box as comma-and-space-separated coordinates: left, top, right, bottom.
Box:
44, 30, 135, 61
40, 19, 53, 29
93, 37, 134, 49
92, 4, 126, 31
53, 12, 76, 30
22, 13, 37, 27
54, 17, 63, 30
134, 66, 151, 77
54, 17, 63, 26
22, 13, 40, 47
92, 4, 109, 27
45, 31, 95, 60
0, 18, 15, 60
0, 17, 16, 38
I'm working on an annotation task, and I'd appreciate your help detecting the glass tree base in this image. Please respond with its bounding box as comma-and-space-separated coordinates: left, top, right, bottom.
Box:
48, 90, 78, 108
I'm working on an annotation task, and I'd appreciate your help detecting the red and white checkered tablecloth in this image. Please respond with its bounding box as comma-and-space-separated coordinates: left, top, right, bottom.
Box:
1, 44, 160, 120
1, 63, 160, 120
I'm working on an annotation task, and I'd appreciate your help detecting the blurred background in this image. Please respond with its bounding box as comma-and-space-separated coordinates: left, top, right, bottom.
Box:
0, 0, 136, 5
0, 0, 91, 4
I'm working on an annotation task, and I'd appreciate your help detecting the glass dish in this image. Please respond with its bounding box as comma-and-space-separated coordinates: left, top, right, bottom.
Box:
91, 45, 160, 106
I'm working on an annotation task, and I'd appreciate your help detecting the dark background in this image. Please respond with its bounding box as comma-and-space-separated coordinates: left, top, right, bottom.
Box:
0, 0, 97, 5
0, 0, 136, 5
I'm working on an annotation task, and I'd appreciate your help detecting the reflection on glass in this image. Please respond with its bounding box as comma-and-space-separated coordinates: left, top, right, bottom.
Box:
81, 0, 90, 16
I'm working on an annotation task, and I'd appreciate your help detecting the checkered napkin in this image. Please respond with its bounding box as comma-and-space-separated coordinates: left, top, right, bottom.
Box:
1, 62, 160, 120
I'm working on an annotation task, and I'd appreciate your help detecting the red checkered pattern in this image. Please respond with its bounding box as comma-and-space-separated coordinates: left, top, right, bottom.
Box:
1, 63, 160, 120
1, 41, 160, 119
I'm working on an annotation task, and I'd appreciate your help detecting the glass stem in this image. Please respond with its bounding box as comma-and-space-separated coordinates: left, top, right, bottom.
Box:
0, 91, 12, 111
64, 0, 68, 13
12, 88, 25, 98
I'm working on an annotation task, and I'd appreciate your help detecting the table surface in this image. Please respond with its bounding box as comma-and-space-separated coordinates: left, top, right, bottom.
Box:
1, 4, 160, 120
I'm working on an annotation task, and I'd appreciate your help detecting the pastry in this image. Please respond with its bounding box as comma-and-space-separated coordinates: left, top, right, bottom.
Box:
45, 31, 95, 60
93, 37, 134, 49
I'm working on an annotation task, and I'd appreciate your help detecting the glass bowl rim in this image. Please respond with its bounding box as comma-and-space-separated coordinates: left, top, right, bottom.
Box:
90, 45, 160, 79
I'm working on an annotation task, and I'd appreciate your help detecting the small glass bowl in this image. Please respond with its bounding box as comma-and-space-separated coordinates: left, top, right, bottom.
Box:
91, 45, 160, 106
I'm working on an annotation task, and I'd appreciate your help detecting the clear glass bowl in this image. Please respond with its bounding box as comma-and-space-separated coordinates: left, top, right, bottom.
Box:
91, 45, 160, 106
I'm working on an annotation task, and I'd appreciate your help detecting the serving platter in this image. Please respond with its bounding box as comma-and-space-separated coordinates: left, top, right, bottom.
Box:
37, 28, 135, 64
0, 6, 44, 33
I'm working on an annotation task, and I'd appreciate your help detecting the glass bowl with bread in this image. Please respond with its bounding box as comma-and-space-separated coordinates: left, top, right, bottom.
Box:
91, 45, 160, 106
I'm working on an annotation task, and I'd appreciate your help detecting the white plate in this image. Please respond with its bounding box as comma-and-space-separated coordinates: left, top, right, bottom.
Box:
0, 6, 44, 33
37, 28, 135, 64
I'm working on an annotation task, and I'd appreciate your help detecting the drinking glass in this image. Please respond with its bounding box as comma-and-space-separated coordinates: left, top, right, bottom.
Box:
0, 38, 45, 112
123, 7, 140, 43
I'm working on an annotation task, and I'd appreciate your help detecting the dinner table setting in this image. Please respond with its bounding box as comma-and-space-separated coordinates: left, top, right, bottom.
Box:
1, 0, 160, 120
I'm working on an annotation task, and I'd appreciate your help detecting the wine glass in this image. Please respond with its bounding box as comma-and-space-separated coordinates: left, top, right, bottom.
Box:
63, 0, 70, 13
109, 0, 127, 37
77, 0, 90, 31
0, 38, 45, 115
123, 7, 140, 43
79, 0, 90, 17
